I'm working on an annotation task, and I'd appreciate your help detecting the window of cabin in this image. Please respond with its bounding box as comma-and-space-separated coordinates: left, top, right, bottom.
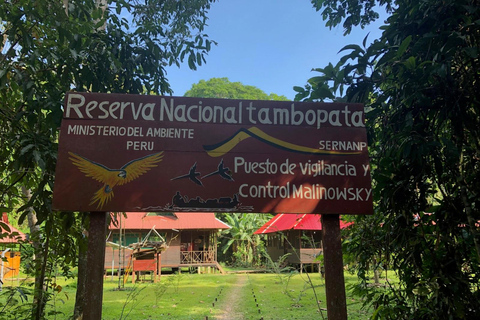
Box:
300, 231, 322, 249
112, 233, 141, 246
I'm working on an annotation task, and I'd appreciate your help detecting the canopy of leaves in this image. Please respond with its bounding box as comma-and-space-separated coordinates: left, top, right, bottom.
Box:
310, 0, 396, 34
184, 77, 289, 101
300, 0, 480, 318
0, 0, 216, 226
0, 0, 216, 317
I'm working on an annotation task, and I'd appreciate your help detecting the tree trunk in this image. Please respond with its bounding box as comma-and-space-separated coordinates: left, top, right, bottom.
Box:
63, 0, 68, 15
35, 229, 51, 320
21, 187, 47, 319
23, 187, 40, 236
373, 257, 381, 285
95, 0, 107, 31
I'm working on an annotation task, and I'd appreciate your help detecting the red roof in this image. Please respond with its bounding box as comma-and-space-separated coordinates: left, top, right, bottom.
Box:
1, 213, 26, 244
109, 212, 230, 231
254, 214, 352, 234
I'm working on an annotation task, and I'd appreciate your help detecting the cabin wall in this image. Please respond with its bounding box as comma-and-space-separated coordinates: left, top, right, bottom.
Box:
265, 234, 286, 263
285, 231, 302, 264
105, 231, 142, 270
161, 231, 181, 266
105, 229, 220, 270
265, 231, 323, 265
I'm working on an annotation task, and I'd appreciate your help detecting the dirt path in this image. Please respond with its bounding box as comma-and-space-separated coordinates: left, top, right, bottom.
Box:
214, 274, 248, 320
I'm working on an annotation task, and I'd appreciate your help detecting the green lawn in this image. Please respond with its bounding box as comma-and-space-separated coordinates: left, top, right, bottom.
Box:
1, 271, 377, 319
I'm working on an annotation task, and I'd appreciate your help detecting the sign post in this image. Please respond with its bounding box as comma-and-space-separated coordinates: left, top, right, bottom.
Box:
83, 212, 107, 319
322, 214, 348, 320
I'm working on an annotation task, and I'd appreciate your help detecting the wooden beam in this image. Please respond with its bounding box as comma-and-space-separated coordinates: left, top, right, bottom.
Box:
321, 214, 347, 320
84, 212, 107, 320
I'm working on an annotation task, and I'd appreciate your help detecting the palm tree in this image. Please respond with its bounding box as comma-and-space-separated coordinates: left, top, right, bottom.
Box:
220, 213, 272, 267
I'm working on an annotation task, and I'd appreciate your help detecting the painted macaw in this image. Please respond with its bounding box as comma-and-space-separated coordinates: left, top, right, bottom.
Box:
69, 151, 164, 209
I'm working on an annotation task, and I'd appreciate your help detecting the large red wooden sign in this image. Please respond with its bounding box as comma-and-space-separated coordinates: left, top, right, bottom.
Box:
52, 92, 373, 214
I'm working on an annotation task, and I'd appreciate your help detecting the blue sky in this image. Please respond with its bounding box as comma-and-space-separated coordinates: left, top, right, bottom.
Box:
165, 1, 387, 100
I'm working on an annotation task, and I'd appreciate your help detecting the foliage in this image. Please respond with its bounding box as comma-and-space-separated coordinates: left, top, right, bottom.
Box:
117, 285, 146, 320
152, 272, 182, 305
0, 286, 33, 320
184, 77, 289, 100
299, 0, 480, 318
0, 0, 216, 318
264, 252, 294, 275
310, 0, 396, 35
220, 213, 271, 267
263, 234, 326, 318
0, 0, 216, 217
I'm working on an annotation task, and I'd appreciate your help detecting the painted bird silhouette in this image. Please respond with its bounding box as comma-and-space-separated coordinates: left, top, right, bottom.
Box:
201, 159, 234, 181
170, 162, 203, 186
69, 151, 164, 209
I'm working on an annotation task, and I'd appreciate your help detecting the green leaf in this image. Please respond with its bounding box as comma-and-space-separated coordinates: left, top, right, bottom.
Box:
20, 144, 35, 155
16, 287, 28, 302
18, 210, 29, 225
293, 86, 305, 93
338, 44, 365, 54
362, 33, 370, 48
32, 149, 41, 163
464, 47, 478, 58
310, 84, 334, 100
196, 52, 202, 66
403, 56, 416, 69
0, 221, 11, 233
397, 35, 412, 57
307, 76, 327, 86
188, 53, 196, 70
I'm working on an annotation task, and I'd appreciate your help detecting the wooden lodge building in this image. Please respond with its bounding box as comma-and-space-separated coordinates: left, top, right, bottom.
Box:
106, 212, 230, 279
254, 214, 352, 272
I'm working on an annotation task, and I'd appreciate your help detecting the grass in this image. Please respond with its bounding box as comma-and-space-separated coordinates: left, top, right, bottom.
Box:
234, 272, 365, 320
0, 271, 381, 319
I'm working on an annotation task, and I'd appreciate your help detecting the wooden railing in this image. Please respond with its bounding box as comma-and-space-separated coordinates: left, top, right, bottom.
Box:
180, 251, 215, 264
299, 248, 323, 263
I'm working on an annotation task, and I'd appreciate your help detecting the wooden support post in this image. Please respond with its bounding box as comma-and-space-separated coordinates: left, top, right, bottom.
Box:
155, 253, 158, 283
155, 252, 161, 283
321, 214, 347, 320
158, 254, 161, 279
84, 212, 107, 320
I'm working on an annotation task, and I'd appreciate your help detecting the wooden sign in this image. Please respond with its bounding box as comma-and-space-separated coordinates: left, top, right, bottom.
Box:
53, 92, 373, 214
